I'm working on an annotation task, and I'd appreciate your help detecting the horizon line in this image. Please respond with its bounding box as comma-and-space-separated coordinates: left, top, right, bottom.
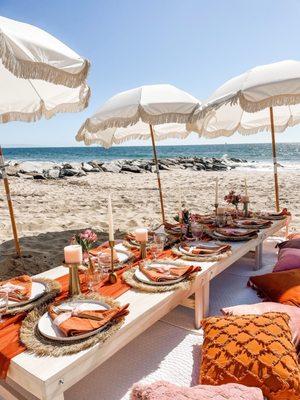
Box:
2, 141, 300, 149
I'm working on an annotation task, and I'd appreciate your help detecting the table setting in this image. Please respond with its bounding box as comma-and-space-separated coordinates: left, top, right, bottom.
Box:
0, 181, 291, 379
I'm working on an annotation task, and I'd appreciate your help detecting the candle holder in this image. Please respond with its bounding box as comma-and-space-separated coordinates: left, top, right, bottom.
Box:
139, 241, 147, 259
68, 263, 81, 296
108, 240, 117, 284
214, 203, 219, 215
243, 201, 250, 218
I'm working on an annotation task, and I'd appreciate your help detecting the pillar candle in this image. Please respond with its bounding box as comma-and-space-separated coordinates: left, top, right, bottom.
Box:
108, 194, 114, 242
64, 245, 82, 264
135, 228, 148, 242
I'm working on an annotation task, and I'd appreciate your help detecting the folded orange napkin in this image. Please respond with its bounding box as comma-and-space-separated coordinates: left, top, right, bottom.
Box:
48, 302, 129, 337
243, 219, 270, 226
181, 242, 230, 255
0, 275, 32, 302
139, 263, 201, 282
216, 228, 257, 237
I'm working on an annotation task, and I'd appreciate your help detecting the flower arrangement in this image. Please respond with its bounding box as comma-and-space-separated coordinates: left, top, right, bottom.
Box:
224, 190, 242, 209
71, 229, 98, 270
71, 229, 98, 252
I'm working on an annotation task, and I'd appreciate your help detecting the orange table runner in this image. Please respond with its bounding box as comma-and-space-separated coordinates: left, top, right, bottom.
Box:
0, 248, 176, 379
0, 266, 131, 380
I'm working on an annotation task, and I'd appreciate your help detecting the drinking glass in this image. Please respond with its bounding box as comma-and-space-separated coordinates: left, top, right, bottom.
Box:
191, 222, 204, 239
85, 267, 103, 293
0, 292, 8, 323
150, 233, 166, 260
97, 252, 111, 279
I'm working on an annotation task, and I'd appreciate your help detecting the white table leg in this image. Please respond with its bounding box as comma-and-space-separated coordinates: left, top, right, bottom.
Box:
194, 286, 204, 329
194, 281, 210, 329
254, 243, 263, 270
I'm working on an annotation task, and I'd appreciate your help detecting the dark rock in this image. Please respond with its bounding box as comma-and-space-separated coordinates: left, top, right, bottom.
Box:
61, 168, 80, 177
82, 162, 100, 172
62, 163, 73, 169
5, 166, 19, 176
121, 165, 142, 173
88, 160, 104, 168
102, 162, 122, 173
44, 169, 60, 179
32, 173, 46, 180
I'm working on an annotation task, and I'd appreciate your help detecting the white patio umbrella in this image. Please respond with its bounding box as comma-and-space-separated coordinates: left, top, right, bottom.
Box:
0, 16, 90, 257
189, 60, 300, 211
0, 16, 89, 88
76, 84, 200, 223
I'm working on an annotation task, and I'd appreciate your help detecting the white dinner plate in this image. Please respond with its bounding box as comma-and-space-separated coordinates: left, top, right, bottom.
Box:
134, 265, 186, 286
178, 240, 224, 256
8, 281, 46, 308
38, 299, 111, 342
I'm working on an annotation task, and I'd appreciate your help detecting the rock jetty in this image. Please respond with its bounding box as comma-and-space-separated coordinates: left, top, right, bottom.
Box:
1, 157, 247, 180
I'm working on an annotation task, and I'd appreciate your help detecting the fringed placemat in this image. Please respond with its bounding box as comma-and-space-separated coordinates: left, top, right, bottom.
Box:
5, 278, 61, 316
20, 293, 125, 357
122, 267, 195, 293
171, 246, 232, 262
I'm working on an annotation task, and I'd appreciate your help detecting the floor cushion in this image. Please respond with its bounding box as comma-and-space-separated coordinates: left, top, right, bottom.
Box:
288, 233, 300, 240
248, 268, 300, 306
200, 312, 300, 400
221, 302, 300, 349
131, 381, 264, 400
273, 248, 300, 272
276, 238, 300, 250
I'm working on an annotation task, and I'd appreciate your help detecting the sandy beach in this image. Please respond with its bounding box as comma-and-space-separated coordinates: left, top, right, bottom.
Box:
0, 169, 298, 279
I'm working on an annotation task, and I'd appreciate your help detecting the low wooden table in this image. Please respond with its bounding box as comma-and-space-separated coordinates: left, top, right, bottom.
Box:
0, 218, 287, 400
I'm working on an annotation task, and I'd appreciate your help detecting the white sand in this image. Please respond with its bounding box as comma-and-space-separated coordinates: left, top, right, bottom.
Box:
0, 169, 298, 278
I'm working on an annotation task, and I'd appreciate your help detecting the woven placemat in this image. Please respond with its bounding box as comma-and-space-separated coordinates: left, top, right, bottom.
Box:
20, 293, 125, 357
171, 246, 232, 262
122, 267, 195, 293
5, 278, 61, 315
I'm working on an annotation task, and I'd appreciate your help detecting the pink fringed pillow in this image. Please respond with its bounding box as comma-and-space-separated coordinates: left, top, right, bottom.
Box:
221, 302, 300, 350
273, 248, 300, 272
131, 381, 264, 400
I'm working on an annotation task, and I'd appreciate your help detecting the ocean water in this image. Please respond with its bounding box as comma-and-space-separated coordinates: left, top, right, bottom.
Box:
2, 143, 300, 171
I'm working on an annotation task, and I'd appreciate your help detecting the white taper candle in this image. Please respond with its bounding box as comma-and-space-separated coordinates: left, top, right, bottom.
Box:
215, 177, 219, 204
108, 194, 114, 241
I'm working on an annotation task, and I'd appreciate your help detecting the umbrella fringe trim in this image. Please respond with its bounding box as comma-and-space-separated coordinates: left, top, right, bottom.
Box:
0, 32, 90, 88
76, 129, 191, 147
77, 105, 196, 133
191, 91, 300, 122
0, 85, 91, 124
199, 119, 296, 139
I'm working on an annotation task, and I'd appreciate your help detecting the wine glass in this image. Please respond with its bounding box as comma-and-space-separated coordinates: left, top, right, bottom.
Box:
150, 233, 166, 260
0, 292, 8, 323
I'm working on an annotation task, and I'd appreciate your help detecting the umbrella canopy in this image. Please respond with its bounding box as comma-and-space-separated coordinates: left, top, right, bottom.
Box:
76, 84, 200, 223
190, 60, 300, 211
0, 61, 90, 123
0, 16, 90, 257
78, 84, 199, 132
0, 16, 89, 88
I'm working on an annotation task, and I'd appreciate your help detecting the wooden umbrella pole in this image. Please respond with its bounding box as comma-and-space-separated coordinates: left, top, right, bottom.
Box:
149, 124, 166, 225
269, 107, 280, 212
0, 146, 21, 257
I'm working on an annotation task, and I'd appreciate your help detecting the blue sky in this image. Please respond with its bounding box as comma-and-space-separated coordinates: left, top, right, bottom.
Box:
1, 0, 300, 147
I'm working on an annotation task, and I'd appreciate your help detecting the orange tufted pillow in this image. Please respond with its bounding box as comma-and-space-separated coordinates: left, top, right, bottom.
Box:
200, 312, 300, 400
249, 268, 300, 307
